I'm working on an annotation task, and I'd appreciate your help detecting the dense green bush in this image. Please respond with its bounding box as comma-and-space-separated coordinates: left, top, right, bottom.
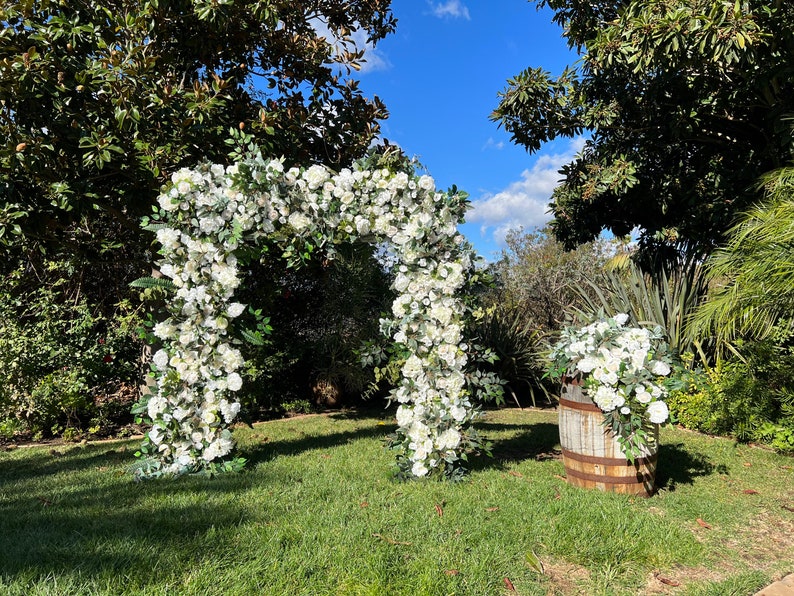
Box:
0, 260, 144, 440
232, 242, 395, 416
668, 329, 794, 453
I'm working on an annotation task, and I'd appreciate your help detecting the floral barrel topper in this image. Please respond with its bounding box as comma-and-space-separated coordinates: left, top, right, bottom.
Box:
548, 314, 680, 461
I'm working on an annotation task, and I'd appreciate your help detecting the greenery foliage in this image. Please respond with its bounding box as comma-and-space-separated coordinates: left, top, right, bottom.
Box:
691, 167, 794, 345
493, 0, 794, 255
668, 327, 794, 453
469, 305, 551, 407
1, 0, 394, 258
0, 259, 143, 439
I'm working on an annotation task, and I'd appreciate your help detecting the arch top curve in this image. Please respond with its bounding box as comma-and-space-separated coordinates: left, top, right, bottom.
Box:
135, 149, 494, 480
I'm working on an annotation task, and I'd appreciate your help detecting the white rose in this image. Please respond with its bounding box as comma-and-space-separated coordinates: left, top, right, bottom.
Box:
227, 372, 243, 391
437, 428, 461, 450
646, 400, 669, 424
635, 385, 652, 404
649, 360, 671, 376
450, 405, 466, 421
227, 302, 246, 318
288, 211, 312, 232
152, 349, 169, 370
614, 313, 629, 326
158, 192, 181, 212
411, 461, 429, 477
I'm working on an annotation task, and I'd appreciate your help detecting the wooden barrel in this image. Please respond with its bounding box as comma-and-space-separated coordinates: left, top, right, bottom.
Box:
558, 379, 657, 497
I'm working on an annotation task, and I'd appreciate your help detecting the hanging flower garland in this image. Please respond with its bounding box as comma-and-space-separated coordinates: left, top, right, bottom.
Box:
134, 151, 488, 479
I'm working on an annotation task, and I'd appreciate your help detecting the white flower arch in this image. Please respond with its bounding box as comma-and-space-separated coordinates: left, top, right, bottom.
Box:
135, 150, 488, 480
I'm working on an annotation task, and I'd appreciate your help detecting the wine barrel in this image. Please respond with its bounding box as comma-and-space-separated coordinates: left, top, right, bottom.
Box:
558, 379, 658, 497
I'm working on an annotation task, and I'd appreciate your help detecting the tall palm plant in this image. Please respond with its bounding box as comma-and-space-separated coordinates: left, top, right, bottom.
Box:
690, 168, 794, 343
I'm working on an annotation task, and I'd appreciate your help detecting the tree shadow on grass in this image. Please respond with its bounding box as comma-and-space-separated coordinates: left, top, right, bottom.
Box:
0, 443, 139, 489
656, 442, 728, 491
467, 421, 562, 473
0, 457, 260, 586
238, 422, 394, 466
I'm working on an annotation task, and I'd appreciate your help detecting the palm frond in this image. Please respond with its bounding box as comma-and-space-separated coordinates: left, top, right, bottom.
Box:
692, 169, 794, 344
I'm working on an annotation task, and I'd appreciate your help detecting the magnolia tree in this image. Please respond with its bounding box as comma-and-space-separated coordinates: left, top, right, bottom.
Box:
134, 149, 490, 480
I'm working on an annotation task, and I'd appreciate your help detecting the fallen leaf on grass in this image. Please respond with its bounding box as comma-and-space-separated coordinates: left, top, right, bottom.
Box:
743, 462, 752, 467
782, 505, 794, 512
371, 533, 412, 546
742, 489, 760, 495
485, 506, 500, 512
696, 518, 712, 529
553, 474, 566, 481
435, 503, 444, 517
360, 501, 369, 508
444, 569, 459, 576
525, 550, 544, 574
503, 577, 516, 591
508, 471, 523, 478
654, 571, 680, 587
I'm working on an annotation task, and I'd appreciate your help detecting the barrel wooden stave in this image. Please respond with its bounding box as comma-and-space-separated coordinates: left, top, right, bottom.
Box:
559, 380, 657, 496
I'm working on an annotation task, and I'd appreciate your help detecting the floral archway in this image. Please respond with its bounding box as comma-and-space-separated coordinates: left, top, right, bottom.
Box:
133, 148, 489, 480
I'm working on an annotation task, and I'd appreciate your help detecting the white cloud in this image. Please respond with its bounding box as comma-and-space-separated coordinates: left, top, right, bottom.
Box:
348, 28, 391, 73
429, 1, 471, 20
468, 137, 585, 246
311, 18, 391, 74
482, 137, 505, 151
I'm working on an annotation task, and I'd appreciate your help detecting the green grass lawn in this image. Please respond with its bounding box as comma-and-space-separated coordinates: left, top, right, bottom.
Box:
1, 408, 792, 595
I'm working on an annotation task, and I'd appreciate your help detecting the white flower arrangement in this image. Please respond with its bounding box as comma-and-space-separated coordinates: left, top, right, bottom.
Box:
134, 151, 488, 480
548, 314, 679, 461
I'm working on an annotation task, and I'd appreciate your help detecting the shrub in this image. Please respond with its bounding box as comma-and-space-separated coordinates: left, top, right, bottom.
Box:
668, 329, 794, 453
234, 242, 394, 415
493, 227, 614, 333
469, 305, 552, 407
0, 259, 144, 439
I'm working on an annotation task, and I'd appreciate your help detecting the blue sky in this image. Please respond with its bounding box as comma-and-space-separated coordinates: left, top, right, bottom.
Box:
352, 0, 583, 260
